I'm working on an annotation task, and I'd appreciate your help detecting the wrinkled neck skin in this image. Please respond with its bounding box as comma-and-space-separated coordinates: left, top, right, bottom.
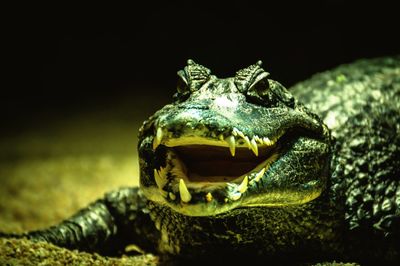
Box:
147, 187, 345, 261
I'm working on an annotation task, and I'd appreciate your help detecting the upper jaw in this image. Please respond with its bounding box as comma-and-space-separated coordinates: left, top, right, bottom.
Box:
153, 126, 283, 157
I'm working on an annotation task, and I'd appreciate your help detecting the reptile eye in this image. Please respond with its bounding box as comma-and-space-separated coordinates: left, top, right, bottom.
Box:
247, 72, 270, 99
269, 80, 295, 107
174, 59, 212, 101
173, 70, 191, 102
234, 61, 273, 105
243, 72, 273, 105
177, 70, 190, 94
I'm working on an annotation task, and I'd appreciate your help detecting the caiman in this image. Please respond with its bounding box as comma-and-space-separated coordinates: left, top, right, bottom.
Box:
1, 57, 399, 264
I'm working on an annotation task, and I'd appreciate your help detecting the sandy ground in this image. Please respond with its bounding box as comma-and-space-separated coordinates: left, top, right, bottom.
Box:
0, 96, 164, 265
0, 238, 158, 266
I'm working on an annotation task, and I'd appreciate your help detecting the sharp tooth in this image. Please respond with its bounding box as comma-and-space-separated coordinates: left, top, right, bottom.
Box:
243, 136, 251, 149
154, 169, 167, 189
179, 179, 192, 203
154, 219, 161, 230
159, 166, 168, 178
263, 137, 272, 146
254, 167, 266, 182
237, 176, 248, 193
237, 130, 245, 139
153, 127, 163, 149
205, 192, 213, 202
153, 140, 159, 150
219, 134, 224, 141
254, 135, 262, 144
232, 128, 238, 137
264, 153, 279, 170
226, 135, 236, 156
156, 127, 163, 143
250, 138, 258, 156
230, 193, 242, 201
169, 192, 176, 200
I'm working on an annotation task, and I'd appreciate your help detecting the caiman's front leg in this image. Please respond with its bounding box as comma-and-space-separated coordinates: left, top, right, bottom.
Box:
1, 187, 159, 256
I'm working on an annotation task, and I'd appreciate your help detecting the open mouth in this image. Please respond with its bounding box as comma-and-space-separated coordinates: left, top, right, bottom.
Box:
174, 144, 276, 183
151, 127, 282, 204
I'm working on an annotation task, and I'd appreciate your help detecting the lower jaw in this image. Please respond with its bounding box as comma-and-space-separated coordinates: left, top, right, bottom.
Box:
143, 149, 281, 215
144, 135, 329, 216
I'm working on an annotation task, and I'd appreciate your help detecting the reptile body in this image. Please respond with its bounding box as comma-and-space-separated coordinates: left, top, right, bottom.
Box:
1, 57, 399, 264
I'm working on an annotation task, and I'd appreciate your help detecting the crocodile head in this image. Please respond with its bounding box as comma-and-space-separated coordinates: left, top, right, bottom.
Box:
138, 60, 331, 216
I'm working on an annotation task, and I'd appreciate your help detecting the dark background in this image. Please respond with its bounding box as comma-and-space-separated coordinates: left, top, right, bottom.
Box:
3, 1, 399, 131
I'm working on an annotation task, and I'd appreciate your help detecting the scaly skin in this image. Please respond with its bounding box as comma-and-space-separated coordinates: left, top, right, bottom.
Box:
291, 57, 400, 262
1, 57, 399, 264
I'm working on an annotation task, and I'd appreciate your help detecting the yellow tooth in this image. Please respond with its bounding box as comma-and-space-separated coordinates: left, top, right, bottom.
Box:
254, 167, 266, 182
169, 192, 176, 200
154, 219, 161, 230
250, 138, 258, 156
265, 153, 279, 170
156, 127, 163, 143
206, 192, 213, 202
230, 193, 242, 201
232, 128, 238, 137
254, 135, 262, 144
263, 137, 272, 146
237, 176, 248, 193
237, 131, 245, 139
219, 134, 224, 141
253, 153, 279, 183
152, 140, 158, 150
153, 127, 163, 149
226, 135, 236, 156
154, 169, 167, 189
243, 136, 251, 149
159, 166, 168, 178
179, 179, 192, 203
